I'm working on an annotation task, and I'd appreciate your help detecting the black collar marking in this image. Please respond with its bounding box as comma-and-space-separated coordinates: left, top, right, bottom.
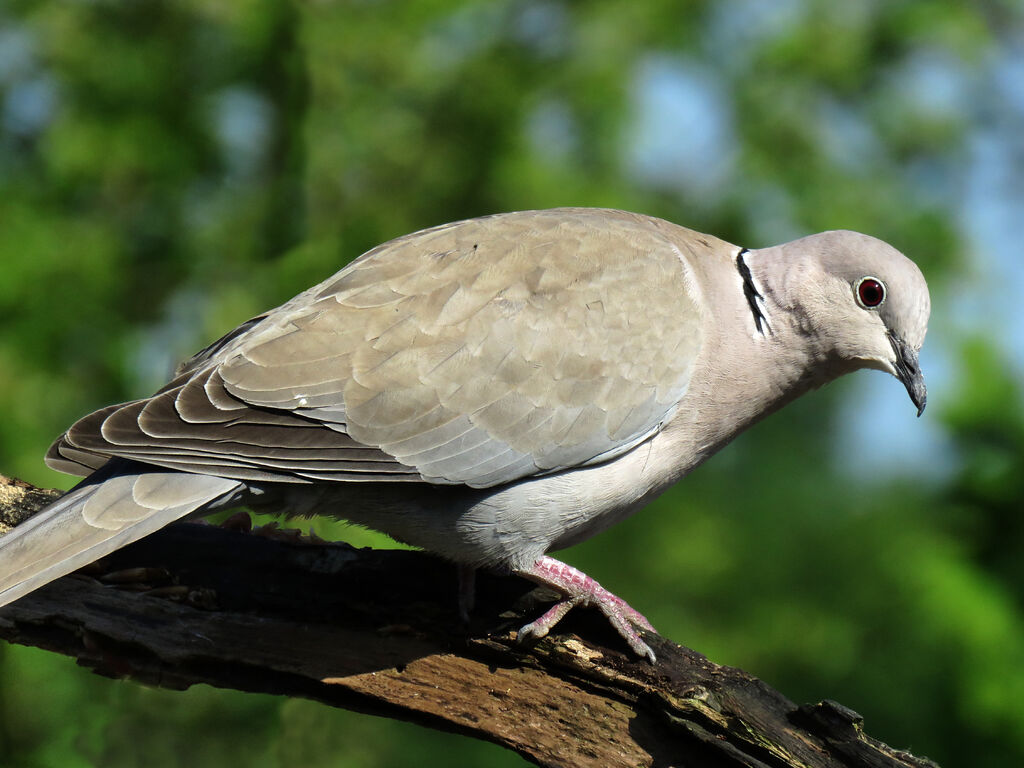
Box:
736, 248, 770, 336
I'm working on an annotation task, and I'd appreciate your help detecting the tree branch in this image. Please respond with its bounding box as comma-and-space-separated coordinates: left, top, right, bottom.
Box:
0, 475, 937, 768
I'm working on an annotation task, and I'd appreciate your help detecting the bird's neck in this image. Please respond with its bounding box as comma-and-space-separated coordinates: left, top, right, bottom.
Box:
651, 245, 843, 487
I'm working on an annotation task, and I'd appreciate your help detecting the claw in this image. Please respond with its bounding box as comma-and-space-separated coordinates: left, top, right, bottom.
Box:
514, 556, 657, 662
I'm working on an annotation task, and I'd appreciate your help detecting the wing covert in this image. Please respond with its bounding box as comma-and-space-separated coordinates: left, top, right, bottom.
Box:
219, 209, 705, 487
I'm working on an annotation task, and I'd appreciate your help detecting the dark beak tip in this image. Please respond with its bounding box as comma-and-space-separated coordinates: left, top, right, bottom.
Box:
909, 382, 927, 417
900, 373, 927, 418
890, 335, 926, 419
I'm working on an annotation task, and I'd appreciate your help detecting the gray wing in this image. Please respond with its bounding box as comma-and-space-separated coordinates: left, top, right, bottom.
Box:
48, 209, 705, 488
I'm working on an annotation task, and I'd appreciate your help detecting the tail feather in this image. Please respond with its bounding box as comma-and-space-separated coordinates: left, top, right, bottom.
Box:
0, 470, 244, 607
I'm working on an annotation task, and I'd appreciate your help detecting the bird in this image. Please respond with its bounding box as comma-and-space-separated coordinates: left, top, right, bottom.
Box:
0, 208, 930, 662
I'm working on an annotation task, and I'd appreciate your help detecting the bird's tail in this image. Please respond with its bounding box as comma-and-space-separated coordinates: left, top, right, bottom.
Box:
0, 468, 244, 607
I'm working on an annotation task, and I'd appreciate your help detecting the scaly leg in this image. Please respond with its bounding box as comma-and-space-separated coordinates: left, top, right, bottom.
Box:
514, 556, 657, 662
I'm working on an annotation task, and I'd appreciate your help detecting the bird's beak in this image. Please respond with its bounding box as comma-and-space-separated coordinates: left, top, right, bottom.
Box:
889, 334, 927, 417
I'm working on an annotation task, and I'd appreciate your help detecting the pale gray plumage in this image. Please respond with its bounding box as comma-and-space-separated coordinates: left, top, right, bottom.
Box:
0, 208, 930, 660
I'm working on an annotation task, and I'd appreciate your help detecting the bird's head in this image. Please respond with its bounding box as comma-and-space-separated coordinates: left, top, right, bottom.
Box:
768, 230, 931, 415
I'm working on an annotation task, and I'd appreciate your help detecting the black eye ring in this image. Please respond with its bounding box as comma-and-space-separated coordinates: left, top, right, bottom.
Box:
856, 277, 886, 308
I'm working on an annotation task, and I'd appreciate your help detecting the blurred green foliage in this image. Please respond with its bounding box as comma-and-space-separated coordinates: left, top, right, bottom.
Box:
1, 1, 1023, 766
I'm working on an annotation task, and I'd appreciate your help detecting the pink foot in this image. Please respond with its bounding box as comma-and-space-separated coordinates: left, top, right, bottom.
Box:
514, 556, 657, 662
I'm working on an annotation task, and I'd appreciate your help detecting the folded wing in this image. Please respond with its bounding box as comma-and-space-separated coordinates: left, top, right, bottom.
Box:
49, 209, 704, 489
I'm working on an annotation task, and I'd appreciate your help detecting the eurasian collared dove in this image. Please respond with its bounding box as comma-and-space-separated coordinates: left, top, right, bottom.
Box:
0, 208, 930, 662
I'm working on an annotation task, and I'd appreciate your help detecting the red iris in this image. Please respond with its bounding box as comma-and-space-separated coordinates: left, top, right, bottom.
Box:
857, 278, 885, 307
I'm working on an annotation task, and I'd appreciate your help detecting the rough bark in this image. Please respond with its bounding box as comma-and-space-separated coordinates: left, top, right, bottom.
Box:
0, 475, 938, 768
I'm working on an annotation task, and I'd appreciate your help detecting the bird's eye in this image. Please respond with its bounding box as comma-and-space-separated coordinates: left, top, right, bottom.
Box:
856, 277, 886, 308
